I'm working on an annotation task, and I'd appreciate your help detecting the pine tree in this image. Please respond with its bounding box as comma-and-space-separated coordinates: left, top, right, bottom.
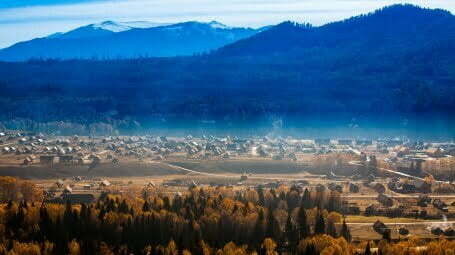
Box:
142, 200, 151, 212
119, 199, 129, 214
326, 219, 337, 238
340, 220, 351, 242
301, 188, 312, 209
265, 207, 278, 239
279, 191, 286, 201
6, 200, 14, 209
63, 201, 73, 226
258, 187, 266, 207
39, 205, 51, 241
314, 211, 325, 235
382, 229, 391, 242
252, 209, 265, 247
98, 207, 106, 221
327, 192, 338, 212
285, 214, 293, 242
284, 213, 298, 251
163, 196, 171, 211
303, 242, 317, 255
297, 206, 310, 239
365, 241, 371, 255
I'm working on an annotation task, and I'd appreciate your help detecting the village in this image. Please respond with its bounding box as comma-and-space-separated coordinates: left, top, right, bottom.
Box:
1, 130, 455, 241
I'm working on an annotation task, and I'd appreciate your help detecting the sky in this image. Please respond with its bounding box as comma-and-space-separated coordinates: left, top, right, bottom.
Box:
0, 0, 454, 48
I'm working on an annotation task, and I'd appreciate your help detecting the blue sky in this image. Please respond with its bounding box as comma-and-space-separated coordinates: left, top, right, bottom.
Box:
0, 0, 103, 9
0, 0, 454, 48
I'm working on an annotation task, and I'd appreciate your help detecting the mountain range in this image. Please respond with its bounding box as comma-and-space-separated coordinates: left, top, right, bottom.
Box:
0, 4, 454, 136
0, 21, 264, 61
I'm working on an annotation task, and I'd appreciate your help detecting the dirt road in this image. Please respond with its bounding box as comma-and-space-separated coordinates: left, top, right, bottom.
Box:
348, 161, 449, 184
161, 162, 315, 182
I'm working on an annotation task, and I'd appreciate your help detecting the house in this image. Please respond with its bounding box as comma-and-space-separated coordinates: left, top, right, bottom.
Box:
22, 157, 33, 165
100, 180, 111, 187
63, 185, 73, 194
55, 179, 64, 188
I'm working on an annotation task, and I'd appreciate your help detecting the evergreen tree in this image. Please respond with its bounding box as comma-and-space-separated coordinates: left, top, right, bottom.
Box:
142, 201, 151, 212
119, 199, 129, 214
284, 213, 299, 251
365, 241, 371, 255
39, 206, 51, 241
301, 188, 312, 209
98, 207, 106, 221
327, 192, 339, 212
340, 220, 351, 242
326, 219, 338, 238
297, 206, 310, 239
6, 200, 14, 209
265, 207, 278, 239
257, 187, 265, 207
382, 229, 391, 242
284, 214, 293, 242
303, 242, 317, 255
63, 201, 73, 226
252, 209, 265, 247
314, 211, 326, 235
163, 196, 171, 211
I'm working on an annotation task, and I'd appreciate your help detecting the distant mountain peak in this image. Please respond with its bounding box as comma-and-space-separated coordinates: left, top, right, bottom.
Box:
207, 21, 230, 29
45, 20, 171, 39
0, 19, 261, 60
90, 20, 167, 32
91, 20, 131, 32
169, 21, 231, 29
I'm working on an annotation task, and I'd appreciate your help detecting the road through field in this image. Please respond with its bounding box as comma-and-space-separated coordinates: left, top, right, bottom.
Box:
341, 194, 455, 199
343, 221, 455, 226
348, 161, 449, 184
161, 161, 315, 182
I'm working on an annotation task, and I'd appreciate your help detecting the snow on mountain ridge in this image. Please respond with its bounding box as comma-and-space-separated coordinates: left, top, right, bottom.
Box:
42, 20, 254, 40
208, 21, 231, 29
91, 20, 169, 32
92, 21, 131, 32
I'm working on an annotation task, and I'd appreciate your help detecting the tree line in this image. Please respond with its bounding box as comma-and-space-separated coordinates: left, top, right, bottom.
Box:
0, 183, 352, 254
2, 179, 455, 254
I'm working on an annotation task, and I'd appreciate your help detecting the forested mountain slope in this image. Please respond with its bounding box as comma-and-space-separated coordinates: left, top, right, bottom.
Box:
0, 5, 454, 135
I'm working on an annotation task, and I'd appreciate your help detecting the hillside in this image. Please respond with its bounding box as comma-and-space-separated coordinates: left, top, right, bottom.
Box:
0, 5, 454, 136
215, 5, 455, 57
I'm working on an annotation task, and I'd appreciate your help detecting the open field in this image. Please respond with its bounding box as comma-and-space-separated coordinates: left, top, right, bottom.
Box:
0, 161, 182, 179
